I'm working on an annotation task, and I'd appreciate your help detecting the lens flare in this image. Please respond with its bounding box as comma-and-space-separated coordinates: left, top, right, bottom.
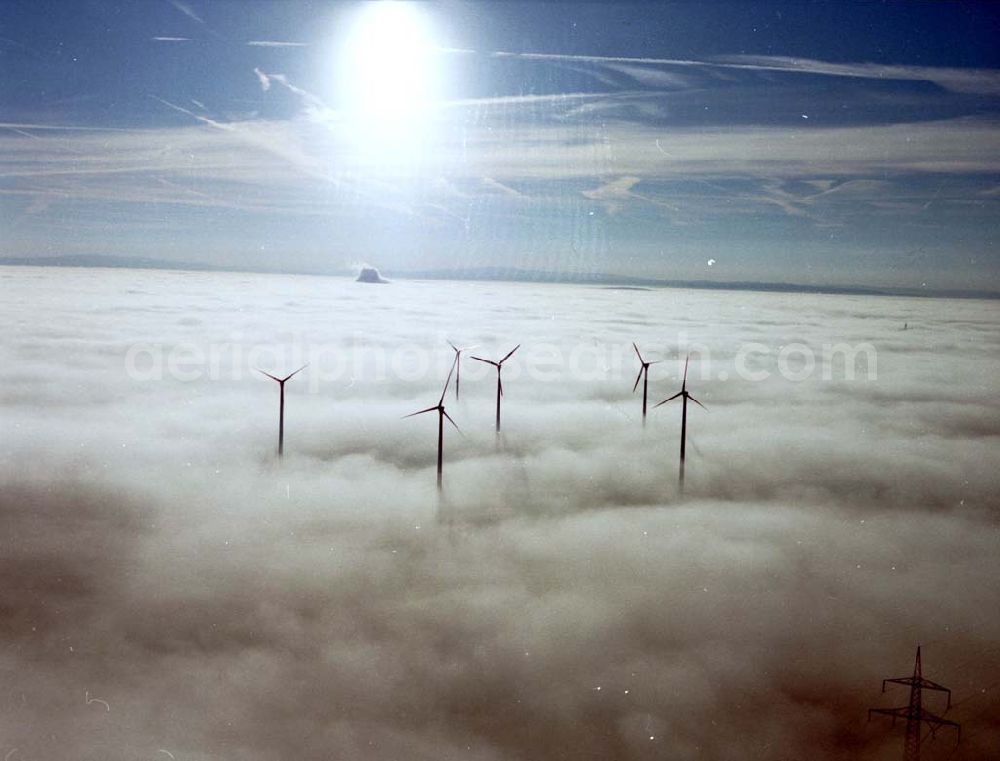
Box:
339, 2, 441, 128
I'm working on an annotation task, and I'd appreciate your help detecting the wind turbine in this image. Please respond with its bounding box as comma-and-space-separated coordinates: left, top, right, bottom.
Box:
405, 358, 462, 490
653, 355, 706, 489
631, 342, 662, 424
257, 364, 308, 458
472, 344, 520, 433
447, 341, 477, 400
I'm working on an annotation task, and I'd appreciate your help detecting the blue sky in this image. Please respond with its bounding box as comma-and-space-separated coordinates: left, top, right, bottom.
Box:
2, 0, 999, 289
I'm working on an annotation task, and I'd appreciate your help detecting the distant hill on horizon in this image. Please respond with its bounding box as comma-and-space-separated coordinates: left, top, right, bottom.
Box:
2, 254, 997, 301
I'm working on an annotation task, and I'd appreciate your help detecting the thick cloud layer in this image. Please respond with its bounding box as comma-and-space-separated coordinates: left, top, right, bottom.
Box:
1, 267, 998, 760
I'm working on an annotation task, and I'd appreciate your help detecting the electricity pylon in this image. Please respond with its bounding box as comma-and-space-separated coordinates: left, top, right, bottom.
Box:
868, 646, 961, 761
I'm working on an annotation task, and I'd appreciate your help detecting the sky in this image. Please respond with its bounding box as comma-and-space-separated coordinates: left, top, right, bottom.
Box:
1, 268, 998, 759
1, 1, 999, 289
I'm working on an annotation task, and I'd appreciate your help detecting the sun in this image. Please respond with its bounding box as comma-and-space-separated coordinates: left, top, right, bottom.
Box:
338, 2, 442, 130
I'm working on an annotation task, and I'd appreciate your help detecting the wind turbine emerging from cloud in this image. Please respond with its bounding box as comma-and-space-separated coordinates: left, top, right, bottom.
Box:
654, 355, 706, 490
631, 342, 662, 425
472, 344, 520, 434
257, 364, 308, 458
447, 341, 477, 400
405, 358, 462, 490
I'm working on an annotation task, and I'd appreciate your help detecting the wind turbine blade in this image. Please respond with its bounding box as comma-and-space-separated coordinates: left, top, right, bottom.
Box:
682, 355, 689, 390
653, 391, 683, 408
442, 409, 465, 437
498, 375, 504, 397
471, 356, 498, 367
448, 341, 459, 352
256, 369, 281, 383
689, 396, 708, 411
499, 344, 520, 364
633, 342, 644, 364
648, 359, 664, 365
439, 355, 458, 404
632, 366, 644, 393
282, 363, 309, 382
403, 405, 439, 418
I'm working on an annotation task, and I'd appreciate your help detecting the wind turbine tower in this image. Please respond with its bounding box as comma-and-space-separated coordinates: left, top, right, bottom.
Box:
448, 341, 477, 400
631, 342, 661, 424
405, 358, 462, 489
257, 364, 308, 458
472, 344, 520, 433
653, 355, 706, 489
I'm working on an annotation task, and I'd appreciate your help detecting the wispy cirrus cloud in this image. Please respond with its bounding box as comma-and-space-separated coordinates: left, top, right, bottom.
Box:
3, 47, 998, 286
3, 114, 999, 218
153, 37, 306, 46
253, 67, 271, 92
481, 177, 525, 199
0, 122, 142, 132
247, 40, 308, 48
168, 0, 203, 25
149, 95, 233, 131
583, 176, 642, 215
713, 54, 1000, 95
250, 69, 329, 116
470, 48, 1000, 96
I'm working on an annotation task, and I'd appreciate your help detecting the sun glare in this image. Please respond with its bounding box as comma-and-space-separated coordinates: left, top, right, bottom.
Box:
339, 2, 441, 131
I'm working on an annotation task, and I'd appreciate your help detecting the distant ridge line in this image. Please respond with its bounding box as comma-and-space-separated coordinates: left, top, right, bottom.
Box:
397, 266, 897, 297
1, 255, 996, 300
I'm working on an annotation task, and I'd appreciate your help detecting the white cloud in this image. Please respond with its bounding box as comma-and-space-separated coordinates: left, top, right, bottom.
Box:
480, 176, 525, 199
712, 54, 1000, 95
472, 48, 1000, 96
247, 40, 309, 48
0, 271, 997, 759
253, 66, 271, 91
583, 175, 642, 214
169, 0, 203, 25
2, 58, 998, 286
2, 114, 998, 217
